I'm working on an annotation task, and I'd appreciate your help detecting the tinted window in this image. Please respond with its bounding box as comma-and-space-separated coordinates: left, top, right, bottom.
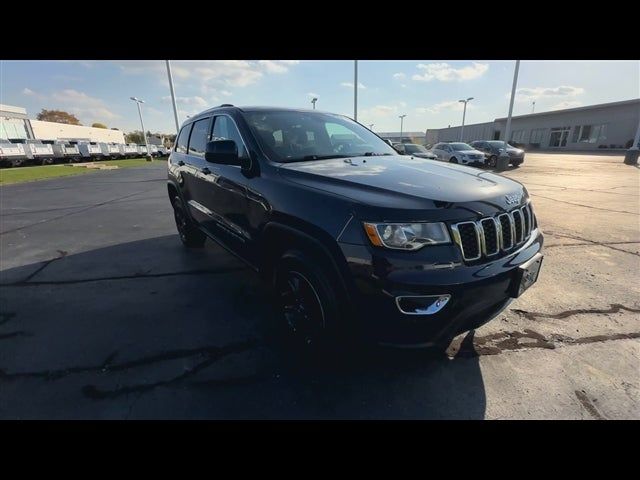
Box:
244, 111, 396, 162
188, 118, 211, 156
212, 115, 248, 158
175, 125, 191, 153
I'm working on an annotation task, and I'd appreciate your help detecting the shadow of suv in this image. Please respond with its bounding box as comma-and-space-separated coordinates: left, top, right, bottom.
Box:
167, 106, 544, 350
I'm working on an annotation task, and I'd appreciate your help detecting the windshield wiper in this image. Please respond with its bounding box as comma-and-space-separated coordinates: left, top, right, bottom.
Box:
363, 152, 393, 156
286, 154, 349, 162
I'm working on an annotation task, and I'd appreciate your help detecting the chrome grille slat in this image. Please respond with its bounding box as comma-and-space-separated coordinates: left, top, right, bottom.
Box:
452, 204, 535, 262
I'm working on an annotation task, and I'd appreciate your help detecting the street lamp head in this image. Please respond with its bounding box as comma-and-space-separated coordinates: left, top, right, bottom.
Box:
467, 97, 474, 102
130, 97, 144, 103
312, 97, 318, 102
399, 114, 407, 119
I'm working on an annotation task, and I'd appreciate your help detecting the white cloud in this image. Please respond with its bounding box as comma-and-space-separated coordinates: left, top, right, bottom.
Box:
162, 95, 208, 107
514, 85, 585, 101
22, 88, 38, 97
49, 89, 119, 121
341, 82, 366, 89
220, 90, 232, 96
361, 104, 397, 118
307, 92, 319, 98
258, 60, 300, 74
412, 62, 489, 82
393, 73, 406, 80
550, 100, 582, 110
416, 100, 473, 114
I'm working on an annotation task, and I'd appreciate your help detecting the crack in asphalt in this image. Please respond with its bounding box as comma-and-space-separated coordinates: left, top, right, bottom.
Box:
451, 328, 640, 358
0, 188, 156, 236
530, 193, 638, 216
0, 266, 249, 287
523, 181, 639, 197
19, 250, 68, 283
0, 331, 32, 340
545, 231, 640, 257
511, 303, 640, 321
0, 339, 259, 385
575, 390, 606, 420
545, 241, 640, 249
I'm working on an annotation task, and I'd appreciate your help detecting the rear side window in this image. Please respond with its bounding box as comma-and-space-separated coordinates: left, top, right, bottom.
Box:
175, 125, 191, 153
188, 118, 211, 156
212, 115, 248, 158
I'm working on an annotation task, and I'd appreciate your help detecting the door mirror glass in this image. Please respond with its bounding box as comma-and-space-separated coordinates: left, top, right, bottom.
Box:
205, 139, 242, 166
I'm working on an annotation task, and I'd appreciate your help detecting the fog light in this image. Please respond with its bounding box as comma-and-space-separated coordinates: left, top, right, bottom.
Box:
395, 295, 451, 315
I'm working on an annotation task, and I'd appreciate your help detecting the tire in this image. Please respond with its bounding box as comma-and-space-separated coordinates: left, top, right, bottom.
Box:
449, 157, 458, 164
171, 195, 206, 248
512, 160, 522, 168
488, 155, 497, 168
273, 251, 342, 350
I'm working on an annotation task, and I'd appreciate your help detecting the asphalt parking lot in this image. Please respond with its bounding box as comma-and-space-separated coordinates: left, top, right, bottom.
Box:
1, 153, 638, 419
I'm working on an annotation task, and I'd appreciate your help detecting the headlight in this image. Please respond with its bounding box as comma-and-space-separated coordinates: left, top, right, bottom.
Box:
363, 222, 451, 250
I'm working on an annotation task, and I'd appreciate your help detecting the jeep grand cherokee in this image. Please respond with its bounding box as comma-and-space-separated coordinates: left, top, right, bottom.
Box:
167, 106, 543, 348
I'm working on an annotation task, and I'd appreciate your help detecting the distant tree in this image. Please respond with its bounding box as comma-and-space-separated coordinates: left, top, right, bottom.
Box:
92, 122, 108, 129
125, 131, 145, 144
36, 109, 81, 125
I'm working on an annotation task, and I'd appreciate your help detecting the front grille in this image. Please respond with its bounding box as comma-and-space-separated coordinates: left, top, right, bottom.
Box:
452, 204, 535, 262
456, 222, 480, 260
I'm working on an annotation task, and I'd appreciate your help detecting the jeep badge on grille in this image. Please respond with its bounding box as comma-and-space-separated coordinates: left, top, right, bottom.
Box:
505, 193, 521, 205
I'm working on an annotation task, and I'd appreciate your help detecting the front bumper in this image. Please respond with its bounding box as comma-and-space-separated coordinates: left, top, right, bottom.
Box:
339, 229, 543, 346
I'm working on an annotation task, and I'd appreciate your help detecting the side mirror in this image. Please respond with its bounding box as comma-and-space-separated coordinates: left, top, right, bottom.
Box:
205, 139, 248, 168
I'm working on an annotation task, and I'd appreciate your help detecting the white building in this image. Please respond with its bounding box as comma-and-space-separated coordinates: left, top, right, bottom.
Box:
426, 98, 640, 151
1, 104, 125, 143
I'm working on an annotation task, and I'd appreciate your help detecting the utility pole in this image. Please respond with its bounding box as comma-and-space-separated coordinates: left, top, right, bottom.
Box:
354, 60, 358, 121
399, 114, 407, 143
165, 60, 180, 135
498, 60, 520, 170
130, 97, 152, 162
458, 97, 473, 141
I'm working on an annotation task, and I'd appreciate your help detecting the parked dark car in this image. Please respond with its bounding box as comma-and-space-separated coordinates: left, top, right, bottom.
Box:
394, 142, 438, 160
470, 140, 525, 168
167, 106, 543, 349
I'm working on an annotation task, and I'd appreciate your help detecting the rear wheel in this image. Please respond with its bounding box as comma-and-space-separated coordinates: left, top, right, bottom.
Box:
449, 157, 458, 164
172, 195, 206, 248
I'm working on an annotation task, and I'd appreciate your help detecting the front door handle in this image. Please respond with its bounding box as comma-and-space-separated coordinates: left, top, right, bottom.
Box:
201, 167, 211, 175
177, 160, 185, 166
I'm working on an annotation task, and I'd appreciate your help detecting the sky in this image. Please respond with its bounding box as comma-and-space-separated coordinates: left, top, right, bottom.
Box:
1, 60, 638, 134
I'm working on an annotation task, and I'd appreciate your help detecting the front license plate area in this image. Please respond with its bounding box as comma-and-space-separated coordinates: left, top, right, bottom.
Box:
509, 253, 543, 298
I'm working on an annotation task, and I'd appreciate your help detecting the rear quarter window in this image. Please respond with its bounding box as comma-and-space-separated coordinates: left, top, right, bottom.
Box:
175, 124, 191, 153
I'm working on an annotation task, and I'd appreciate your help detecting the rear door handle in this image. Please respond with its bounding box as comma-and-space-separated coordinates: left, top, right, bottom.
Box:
201, 167, 211, 175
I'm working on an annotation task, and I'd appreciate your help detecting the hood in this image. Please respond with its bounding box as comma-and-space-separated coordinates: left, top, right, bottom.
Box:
412, 152, 437, 159
278, 155, 526, 211
457, 149, 484, 156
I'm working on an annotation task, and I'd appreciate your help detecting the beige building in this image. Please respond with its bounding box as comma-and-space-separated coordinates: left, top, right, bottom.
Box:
1, 104, 125, 143
426, 98, 640, 151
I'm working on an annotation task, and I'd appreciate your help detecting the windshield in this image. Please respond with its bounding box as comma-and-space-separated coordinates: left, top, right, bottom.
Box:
449, 142, 475, 151
487, 141, 516, 149
404, 144, 428, 153
243, 111, 397, 162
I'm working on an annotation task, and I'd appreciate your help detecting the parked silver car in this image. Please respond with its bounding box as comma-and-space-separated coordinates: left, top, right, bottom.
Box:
394, 143, 438, 160
430, 142, 485, 165
469, 140, 525, 167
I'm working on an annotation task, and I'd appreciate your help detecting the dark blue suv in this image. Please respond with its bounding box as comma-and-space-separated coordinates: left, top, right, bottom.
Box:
167, 105, 544, 349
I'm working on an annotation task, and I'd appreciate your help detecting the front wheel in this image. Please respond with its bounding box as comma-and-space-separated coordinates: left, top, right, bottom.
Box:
273, 252, 342, 350
172, 195, 206, 248
488, 155, 497, 168
449, 157, 458, 164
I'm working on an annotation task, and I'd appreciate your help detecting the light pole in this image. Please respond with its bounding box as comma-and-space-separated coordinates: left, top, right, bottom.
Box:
130, 97, 152, 162
311, 97, 318, 110
165, 60, 180, 135
458, 97, 473, 141
532, 100, 536, 114
399, 114, 407, 143
353, 60, 359, 121
498, 60, 521, 170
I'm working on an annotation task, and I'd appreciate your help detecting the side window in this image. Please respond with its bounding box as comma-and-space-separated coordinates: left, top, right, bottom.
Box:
188, 118, 211, 157
175, 124, 191, 153
212, 115, 248, 159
